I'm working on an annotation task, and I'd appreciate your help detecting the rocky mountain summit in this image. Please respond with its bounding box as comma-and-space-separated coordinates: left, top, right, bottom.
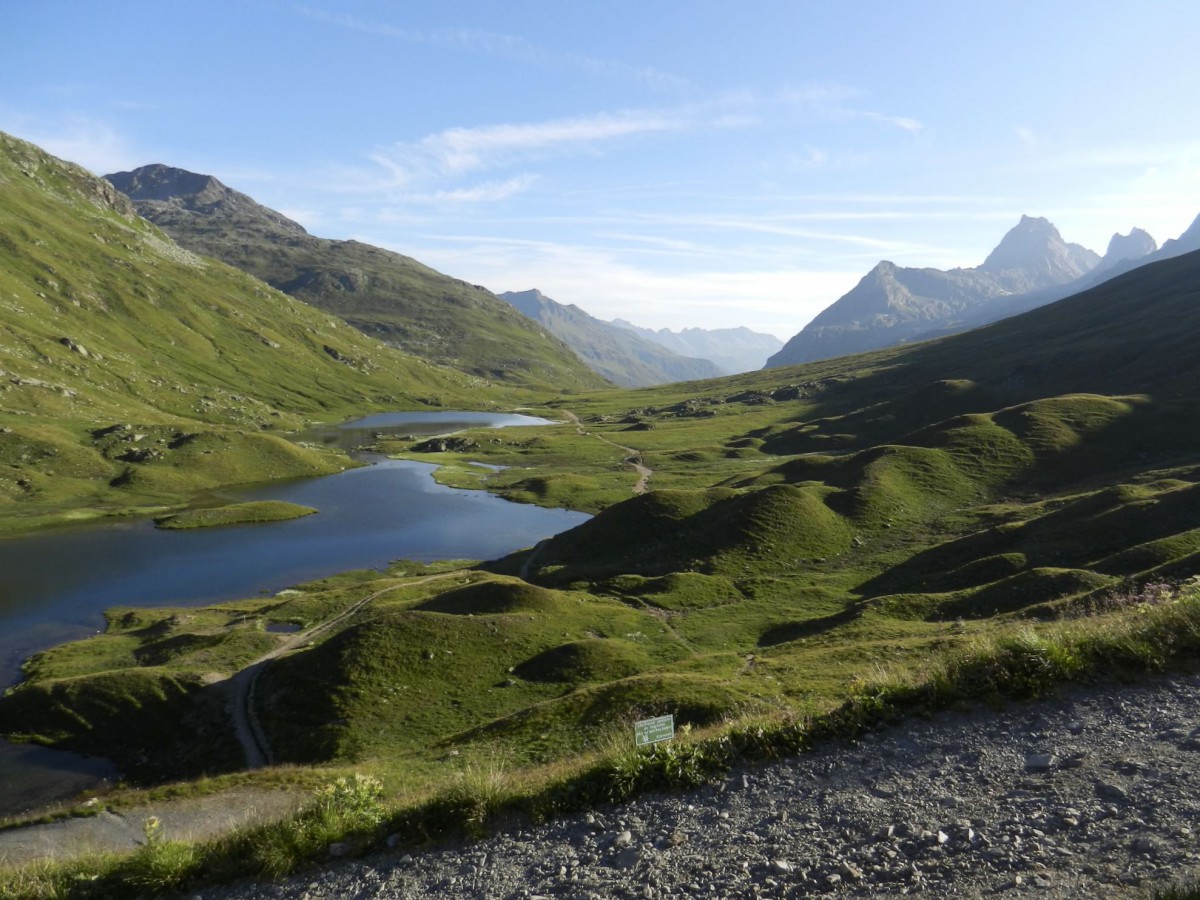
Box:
766, 216, 1130, 368
610, 320, 783, 375
105, 165, 605, 391
107, 164, 307, 236
1098, 227, 1158, 272
977, 215, 1099, 290
500, 290, 723, 387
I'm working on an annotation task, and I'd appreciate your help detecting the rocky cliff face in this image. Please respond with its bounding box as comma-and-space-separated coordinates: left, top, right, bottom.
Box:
766, 216, 1101, 368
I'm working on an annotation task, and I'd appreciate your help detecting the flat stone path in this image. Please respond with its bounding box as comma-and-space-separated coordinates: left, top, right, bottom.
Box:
0, 789, 303, 866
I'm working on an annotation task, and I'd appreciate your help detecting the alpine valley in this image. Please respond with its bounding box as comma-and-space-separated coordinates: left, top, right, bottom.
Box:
4, 131, 1200, 897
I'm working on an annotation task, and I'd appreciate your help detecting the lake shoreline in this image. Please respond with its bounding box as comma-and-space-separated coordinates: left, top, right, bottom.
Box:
0, 410, 583, 820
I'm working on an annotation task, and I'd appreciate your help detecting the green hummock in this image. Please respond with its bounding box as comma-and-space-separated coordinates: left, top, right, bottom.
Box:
154, 501, 317, 530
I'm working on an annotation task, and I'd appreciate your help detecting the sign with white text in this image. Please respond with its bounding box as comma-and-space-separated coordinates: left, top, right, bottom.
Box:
634, 714, 675, 746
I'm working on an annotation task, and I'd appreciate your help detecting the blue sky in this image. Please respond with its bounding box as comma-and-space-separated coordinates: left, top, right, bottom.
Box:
4, 1, 1199, 339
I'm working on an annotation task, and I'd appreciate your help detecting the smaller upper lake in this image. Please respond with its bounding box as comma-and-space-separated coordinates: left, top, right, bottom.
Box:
296, 410, 550, 449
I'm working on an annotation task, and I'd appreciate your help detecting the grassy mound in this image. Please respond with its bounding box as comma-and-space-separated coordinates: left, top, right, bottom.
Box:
155, 500, 317, 530
527, 488, 737, 580
527, 483, 852, 582
513, 639, 651, 684
258, 579, 679, 765
414, 580, 563, 615
701, 483, 854, 573
938, 567, 1117, 620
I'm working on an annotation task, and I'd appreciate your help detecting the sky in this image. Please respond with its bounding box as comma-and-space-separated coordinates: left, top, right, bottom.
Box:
4, 1, 1200, 340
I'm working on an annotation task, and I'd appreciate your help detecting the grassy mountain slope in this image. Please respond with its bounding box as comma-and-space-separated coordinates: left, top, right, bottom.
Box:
500, 288, 723, 387
105, 165, 607, 392
10, 246, 1200, 805
0, 132, 503, 530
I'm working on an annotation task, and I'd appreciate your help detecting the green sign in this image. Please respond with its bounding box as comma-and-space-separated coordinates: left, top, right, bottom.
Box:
634, 714, 675, 746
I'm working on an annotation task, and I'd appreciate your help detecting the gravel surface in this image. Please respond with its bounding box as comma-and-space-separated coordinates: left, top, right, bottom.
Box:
193, 673, 1200, 899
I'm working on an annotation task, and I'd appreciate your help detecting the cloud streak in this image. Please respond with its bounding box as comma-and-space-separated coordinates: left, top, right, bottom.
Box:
296, 7, 690, 91
370, 110, 689, 186
385, 232, 859, 338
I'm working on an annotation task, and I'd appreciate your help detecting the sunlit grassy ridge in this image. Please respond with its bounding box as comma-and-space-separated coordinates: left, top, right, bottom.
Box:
0, 132, 525, 529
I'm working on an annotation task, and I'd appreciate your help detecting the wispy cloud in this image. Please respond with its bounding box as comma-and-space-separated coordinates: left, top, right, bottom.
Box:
296, 7, 690, 91
619, 210, 950, 256
405, 174, 541, 204
0, 112, 142, 174
370, 110, 689, 187
381, 232, 859, 338
778, 82, 922, 134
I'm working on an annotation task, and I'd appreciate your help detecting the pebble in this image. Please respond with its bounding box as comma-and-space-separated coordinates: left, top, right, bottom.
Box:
200, 674, 1200, 899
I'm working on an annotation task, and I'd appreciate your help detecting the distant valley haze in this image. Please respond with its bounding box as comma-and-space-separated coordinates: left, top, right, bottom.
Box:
3, 1, 1199, 338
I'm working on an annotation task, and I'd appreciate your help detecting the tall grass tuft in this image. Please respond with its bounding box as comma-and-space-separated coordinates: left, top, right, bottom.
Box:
244, 773, 386, 878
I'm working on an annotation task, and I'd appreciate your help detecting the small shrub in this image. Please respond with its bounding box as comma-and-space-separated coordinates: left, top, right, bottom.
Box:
441, 752, 513, 834
118, 815, 202, 893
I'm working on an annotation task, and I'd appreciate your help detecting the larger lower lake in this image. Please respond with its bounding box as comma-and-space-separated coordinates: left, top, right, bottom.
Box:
0, 410, 586, 815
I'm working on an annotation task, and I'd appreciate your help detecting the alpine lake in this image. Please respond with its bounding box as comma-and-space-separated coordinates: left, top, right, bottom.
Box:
0, 411, 589, 817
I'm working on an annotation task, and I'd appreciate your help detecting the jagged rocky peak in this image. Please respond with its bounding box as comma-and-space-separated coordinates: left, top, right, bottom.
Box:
105, 164, 308, 236
979, 214, 1098, 277
1159, 212, 1200, 259
1103, 227, 1157, 263
105, 164, 223, 203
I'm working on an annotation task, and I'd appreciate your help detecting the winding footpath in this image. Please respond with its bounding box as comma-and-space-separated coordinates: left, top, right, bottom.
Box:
207, 673, 1200, 899
559, 409, 652, 495
230, 574, 460, 768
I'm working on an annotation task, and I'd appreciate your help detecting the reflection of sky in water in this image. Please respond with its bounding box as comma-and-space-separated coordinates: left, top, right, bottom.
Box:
0, 459, 587, 688
0, 412, 582, 811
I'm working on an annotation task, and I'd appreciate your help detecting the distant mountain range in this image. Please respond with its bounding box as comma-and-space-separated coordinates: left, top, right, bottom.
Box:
609, 320, 782, 374
104, 165, 606, 392
766, 213, 1200, 368
499, 290, 723, 387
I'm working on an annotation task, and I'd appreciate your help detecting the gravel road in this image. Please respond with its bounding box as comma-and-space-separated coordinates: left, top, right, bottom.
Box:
199, 672, 1200, 899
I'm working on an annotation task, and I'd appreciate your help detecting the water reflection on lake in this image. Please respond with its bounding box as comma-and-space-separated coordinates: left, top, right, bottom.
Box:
0, 410, 581, 815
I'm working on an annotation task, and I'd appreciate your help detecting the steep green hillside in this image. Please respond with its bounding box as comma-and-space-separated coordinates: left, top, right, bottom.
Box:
0, 132, 504, 529
105, 165, 607, 392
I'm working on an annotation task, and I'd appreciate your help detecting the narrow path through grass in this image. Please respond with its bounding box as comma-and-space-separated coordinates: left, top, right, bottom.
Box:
230, 573, 462, 768
560, 409, 652, 495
